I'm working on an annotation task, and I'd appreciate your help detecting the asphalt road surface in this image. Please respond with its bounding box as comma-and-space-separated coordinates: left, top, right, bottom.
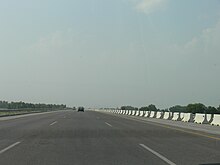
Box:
0, 110, 219, 165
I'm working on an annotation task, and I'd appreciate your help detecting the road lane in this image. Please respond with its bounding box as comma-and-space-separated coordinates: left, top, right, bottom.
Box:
0, 110, 219, 165
0, 110, 69, 151
89, 111, 220, 164
0, 111, 167, 165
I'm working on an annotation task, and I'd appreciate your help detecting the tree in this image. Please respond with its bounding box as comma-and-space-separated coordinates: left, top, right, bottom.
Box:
169, 105, 187, 112
186, 103, 207, 114
215, 105, 220, 114
121, 106, 137, 110
0, 100, 66, 110
148, 104, 157, 111
206, 106, 218, 114
139, 106, 149, 111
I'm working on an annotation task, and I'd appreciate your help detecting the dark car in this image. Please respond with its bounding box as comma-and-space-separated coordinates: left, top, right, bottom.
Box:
77, 107, 84, 112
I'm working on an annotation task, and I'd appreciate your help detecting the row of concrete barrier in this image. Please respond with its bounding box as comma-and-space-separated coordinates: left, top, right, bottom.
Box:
104, 110, 220, 126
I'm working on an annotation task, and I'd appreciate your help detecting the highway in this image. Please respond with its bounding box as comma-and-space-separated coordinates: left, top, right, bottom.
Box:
0, 110, 219, 165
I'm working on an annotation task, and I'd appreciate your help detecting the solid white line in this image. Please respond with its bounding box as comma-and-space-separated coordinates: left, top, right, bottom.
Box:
139, 144, 176, 165
0, 142, 21, 154
50, 121, 57, 126
105, 122, 112, 127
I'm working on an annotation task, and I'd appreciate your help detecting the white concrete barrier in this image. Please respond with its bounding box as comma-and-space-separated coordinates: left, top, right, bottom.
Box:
125, 110, 129, 115
156, 112, 162, 119
139, 111, 144, 117
141, 111, 146, 117
172, 112, 179, 121
136, 110, 140, 116
150, 111, 156, 118
128, 110, 132, 115
163, 112, 170, 120
202, 114, 213, 124
182, 113, 194, 122
134, 110, 137, 116
144, 111, 150, 117
177, 112, 184, 121
126, 110, 129, 115
131, 110, 135, 116
194, 113, 206, 124
210, 114, 220, 126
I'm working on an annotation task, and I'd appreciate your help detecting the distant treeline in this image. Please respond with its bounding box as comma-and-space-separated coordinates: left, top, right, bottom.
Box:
121, 103, 220, 114
0, 101, 66, 110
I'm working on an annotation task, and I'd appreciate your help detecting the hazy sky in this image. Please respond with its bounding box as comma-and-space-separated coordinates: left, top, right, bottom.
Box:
0, 0, 220, 108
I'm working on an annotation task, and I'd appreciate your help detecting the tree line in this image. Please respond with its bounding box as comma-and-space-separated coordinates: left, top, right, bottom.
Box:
122, 103, 220, 114
0, 101, 66, 110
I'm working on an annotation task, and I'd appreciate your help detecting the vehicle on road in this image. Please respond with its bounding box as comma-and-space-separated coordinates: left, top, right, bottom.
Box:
77, 107, 84, 112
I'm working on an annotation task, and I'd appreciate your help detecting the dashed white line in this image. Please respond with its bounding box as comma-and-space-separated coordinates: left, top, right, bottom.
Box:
0, 142, 21, 154
139, 144, 176, 165
105, 122, 112, 127
50, 121, 57, 126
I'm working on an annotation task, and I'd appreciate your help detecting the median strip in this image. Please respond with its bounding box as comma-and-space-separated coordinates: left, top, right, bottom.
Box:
139, 144, 176, 165
0, 142, 21, 154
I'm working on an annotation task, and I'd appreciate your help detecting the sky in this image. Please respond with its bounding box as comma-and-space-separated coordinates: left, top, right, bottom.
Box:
0, 0, 220, 108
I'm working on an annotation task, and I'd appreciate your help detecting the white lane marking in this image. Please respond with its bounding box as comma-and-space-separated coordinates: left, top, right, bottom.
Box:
139, 144, 176, 165
50, 121, 57, 126
0, 142, 21, 154
105, 122, 112, 127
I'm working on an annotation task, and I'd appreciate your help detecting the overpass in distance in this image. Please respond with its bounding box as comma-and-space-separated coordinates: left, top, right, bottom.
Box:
0, 109, 219, 165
